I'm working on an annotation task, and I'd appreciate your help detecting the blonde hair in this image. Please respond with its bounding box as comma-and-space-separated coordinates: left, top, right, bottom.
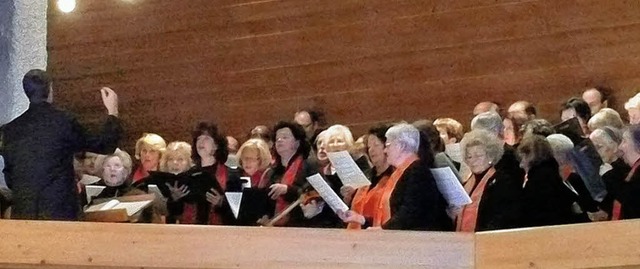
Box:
324, 124, 355, 153
624, 92, 640, 110
434, 118, 464, 143
237, 138, 272, 170
98, 149, 133, 177
588, 108, 624, 131
159, 141, 193, 172
134, 133, 167, 160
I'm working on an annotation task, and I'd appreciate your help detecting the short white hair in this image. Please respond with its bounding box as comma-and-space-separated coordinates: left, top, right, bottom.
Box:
625, 92, 640, 110
546, 134, 574, 163
386, 123, 420, 154
471, 112, 504, 137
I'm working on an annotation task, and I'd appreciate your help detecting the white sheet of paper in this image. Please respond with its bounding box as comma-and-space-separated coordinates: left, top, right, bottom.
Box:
306, 173, 349, 213
430, 167, 472, 207
326, 151, 370, 188
147, 184, 164, 199
84, 199, 152, 216
240, 177, 251, 189
79, 174, 101, 185
112, 200, 153, 216
225, 192, 243, 219
445, 143, 462, 163
85, 185, 106, 204
85, 199, 119, 213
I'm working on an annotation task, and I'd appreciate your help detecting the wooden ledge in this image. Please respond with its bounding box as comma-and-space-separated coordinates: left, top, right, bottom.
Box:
0, 220, 473, 269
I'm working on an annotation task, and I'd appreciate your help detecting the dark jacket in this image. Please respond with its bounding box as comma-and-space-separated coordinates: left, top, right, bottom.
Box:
268, 156, 319, 227
521, 159, 574, 227
601, 159, 631, 217
495, 144, 525, 187
381, 161, 452, 231
2, 103, 122, 220
565, 172, 600, 223
473, 168, 523, 231
618, 161, 640, 219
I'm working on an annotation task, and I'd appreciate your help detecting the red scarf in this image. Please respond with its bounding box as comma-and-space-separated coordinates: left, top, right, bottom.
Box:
181, 164, 228, 225
132, 166, 150, 183
273, 155, 304, 226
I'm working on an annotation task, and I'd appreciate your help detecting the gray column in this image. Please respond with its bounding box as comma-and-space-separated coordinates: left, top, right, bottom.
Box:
0, 0, 48, 126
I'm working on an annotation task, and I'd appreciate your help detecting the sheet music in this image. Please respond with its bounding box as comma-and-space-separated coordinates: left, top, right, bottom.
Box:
445, 143, 462, 163
112, 200, 153, 216
79, 174, 101, 185
147, 184, 164, 199
85, 185, 106, 204
306, 174, 349, 213
85, 199, 119, 213
225, 192, 243, 219
84, 200, 152, 216
326, 151, 371, 188
430, 167, 472, 207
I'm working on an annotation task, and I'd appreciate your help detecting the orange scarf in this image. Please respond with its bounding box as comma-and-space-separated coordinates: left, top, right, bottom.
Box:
456, 167, 496, 232
372, 156, 418, 227
273, 155, 304, 226
347, 172, 391, 230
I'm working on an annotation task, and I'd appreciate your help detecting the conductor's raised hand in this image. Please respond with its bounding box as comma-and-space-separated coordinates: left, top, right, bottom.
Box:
100, 87, 119, 116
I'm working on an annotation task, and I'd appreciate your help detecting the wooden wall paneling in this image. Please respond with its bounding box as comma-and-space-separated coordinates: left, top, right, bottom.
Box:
47, 0, 640, 147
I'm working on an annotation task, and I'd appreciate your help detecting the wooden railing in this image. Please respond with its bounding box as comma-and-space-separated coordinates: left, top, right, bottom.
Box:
1, 219, 639, 268
0, 220, 473, 269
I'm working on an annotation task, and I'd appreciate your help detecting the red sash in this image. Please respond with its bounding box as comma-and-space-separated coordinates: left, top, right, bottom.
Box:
612, 158, 640, 220
132, 166, 149, 183
273, 156, 304, 226
180, 164, 228, 225
456, 167, 496, 232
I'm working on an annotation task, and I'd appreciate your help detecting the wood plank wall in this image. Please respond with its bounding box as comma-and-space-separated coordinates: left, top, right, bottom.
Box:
47, 0, 640, 149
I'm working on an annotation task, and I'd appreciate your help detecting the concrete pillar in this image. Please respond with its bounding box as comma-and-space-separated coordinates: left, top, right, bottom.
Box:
0, 0, 48, 125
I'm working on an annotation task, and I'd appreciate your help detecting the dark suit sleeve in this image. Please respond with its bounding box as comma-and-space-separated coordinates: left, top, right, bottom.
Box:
383, 165, 442, 230
69, 115, 122, 154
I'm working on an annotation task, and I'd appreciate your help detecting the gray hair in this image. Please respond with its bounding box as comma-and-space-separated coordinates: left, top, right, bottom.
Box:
589, 127, 622, 149
471, 112, 504, 137
386, 123, 420, 154
460, 129, 504, 165
546, 134, 574, 164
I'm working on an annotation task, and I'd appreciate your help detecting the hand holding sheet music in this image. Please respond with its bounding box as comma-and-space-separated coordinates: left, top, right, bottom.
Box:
326, 151, 371, 188
306, 174, 349, 213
